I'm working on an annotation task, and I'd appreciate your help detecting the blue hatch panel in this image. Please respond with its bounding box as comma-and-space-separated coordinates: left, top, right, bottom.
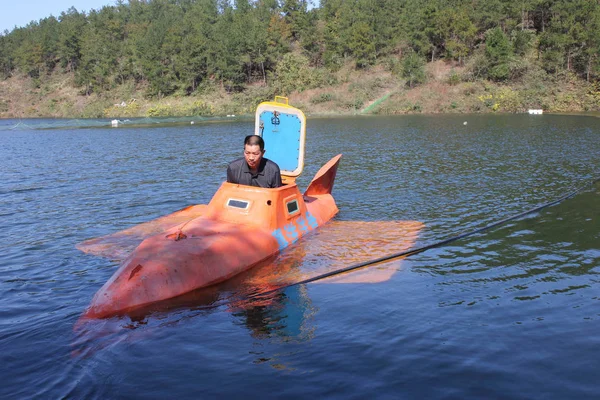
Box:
259, 111, 301, 172
255, 100, 306, 177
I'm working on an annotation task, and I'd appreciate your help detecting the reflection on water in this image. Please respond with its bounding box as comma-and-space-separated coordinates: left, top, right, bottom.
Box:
72, 284, 316, 360
231, 286, 316, 343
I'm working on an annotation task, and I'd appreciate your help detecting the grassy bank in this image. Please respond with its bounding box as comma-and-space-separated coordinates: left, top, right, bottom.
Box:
1, 61, 599, 119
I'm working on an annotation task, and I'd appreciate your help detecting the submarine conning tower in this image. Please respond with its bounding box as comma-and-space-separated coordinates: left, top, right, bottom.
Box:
204, 97, 311, 231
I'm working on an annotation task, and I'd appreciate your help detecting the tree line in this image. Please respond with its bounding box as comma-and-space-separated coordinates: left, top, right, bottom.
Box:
0, 0, 598, 97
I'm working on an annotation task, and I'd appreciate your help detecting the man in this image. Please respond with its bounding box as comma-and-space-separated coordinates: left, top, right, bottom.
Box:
227, 135, 283, 188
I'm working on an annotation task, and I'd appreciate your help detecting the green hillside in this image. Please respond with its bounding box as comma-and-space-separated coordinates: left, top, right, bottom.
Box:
1, 0, 599, 118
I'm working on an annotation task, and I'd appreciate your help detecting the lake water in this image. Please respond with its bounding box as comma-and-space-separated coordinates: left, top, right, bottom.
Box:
1, 114, 599, 399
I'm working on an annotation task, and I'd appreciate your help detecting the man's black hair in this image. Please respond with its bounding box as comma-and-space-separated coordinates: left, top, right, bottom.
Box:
244, 135, 265, 151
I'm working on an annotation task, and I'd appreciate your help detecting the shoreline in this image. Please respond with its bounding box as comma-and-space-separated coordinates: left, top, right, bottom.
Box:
2, 110, 600, 122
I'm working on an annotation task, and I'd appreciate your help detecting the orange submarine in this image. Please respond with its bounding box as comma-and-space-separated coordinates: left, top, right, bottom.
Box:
78, 97, 344, 319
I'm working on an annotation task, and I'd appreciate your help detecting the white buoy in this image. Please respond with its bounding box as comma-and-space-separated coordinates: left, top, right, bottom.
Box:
463, 121, 468, 125
191, 121, 195, 125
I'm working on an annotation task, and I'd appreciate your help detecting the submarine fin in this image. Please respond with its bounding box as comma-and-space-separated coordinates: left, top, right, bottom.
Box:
242, 220, 424, 287
304, 154, 342, 196
76, 204, 206, 260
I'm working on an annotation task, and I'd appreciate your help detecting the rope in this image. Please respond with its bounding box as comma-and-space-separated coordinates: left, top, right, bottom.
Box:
250, 175, 600, 299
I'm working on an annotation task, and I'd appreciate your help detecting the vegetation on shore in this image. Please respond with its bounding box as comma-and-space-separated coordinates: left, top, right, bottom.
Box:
1, 0, 599, 119
2, 61, 599, 119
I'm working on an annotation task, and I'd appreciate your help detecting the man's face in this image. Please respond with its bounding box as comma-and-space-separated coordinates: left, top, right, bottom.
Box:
244, 144, 264, 170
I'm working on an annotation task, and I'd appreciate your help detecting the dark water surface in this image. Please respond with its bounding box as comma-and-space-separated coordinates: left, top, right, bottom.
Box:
1, 114, 599, 399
